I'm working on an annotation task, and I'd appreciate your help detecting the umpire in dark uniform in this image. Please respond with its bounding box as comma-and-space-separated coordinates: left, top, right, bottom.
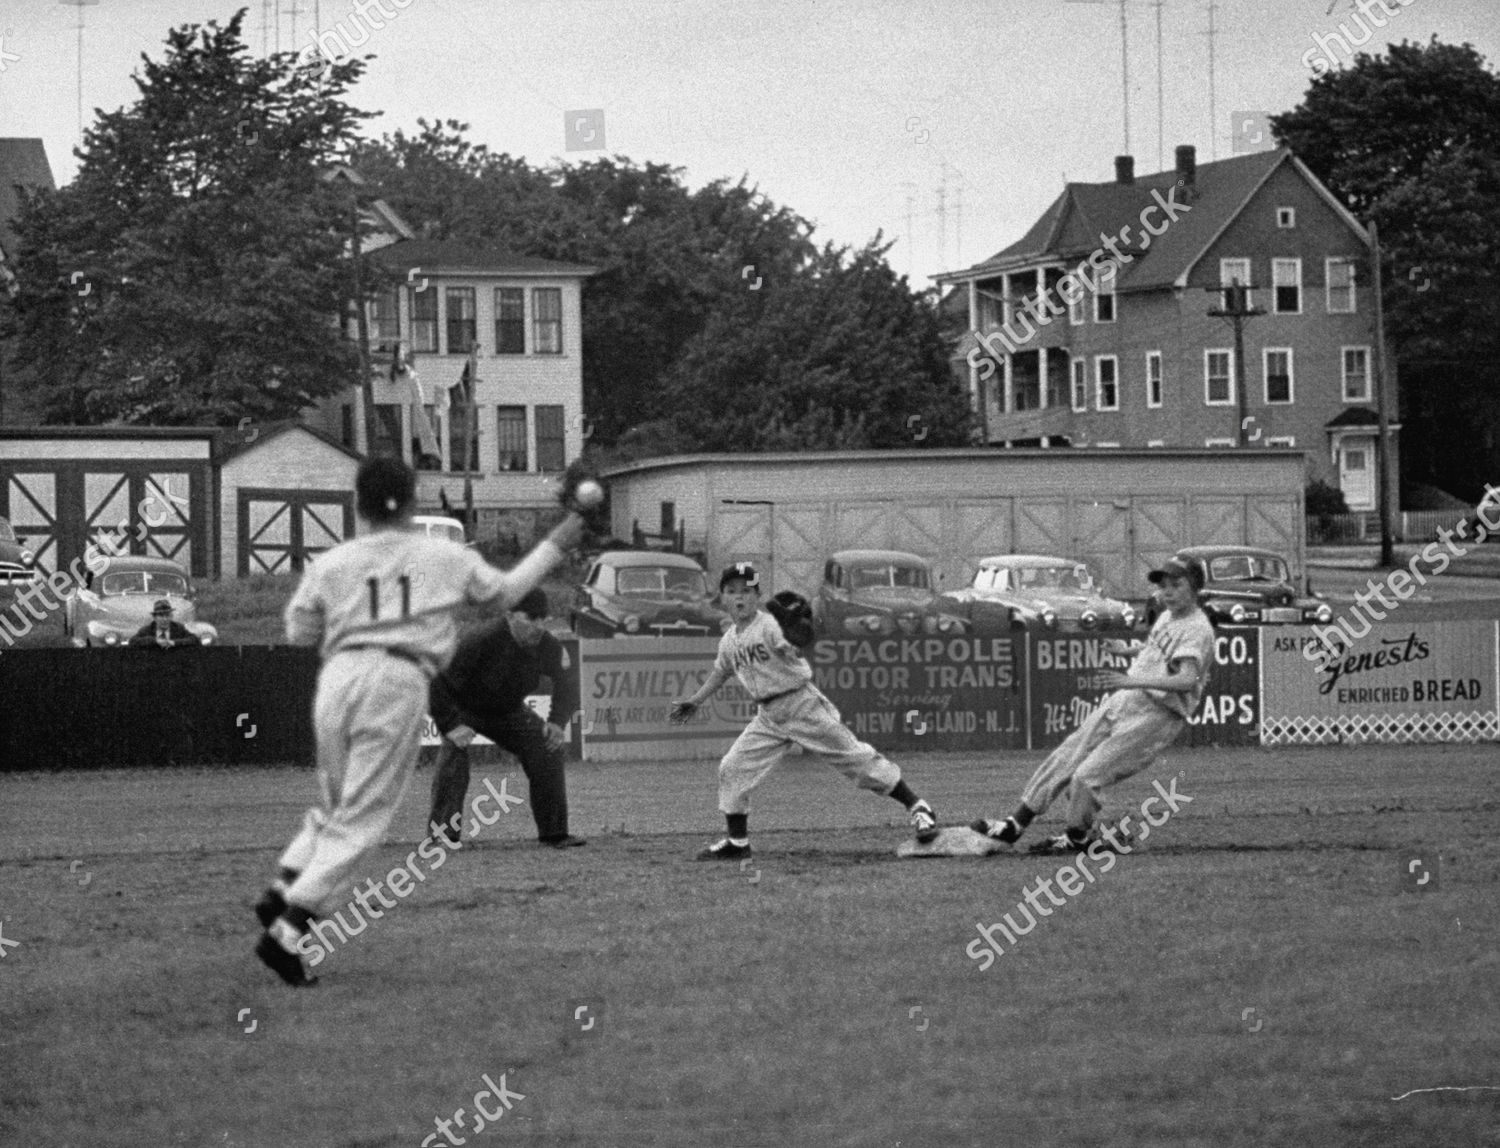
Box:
428, 587, 585, 848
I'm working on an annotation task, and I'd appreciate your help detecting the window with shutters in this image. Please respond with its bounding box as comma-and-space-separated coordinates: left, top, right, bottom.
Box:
445, 287, 477, 354
496, 406, 527, 471
533, 288, 562, 354
495, 288, 525, 354
536, 405, 565, 471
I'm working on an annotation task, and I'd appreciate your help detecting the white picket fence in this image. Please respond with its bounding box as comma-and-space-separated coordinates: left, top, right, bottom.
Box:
1309, 509, 1492, 544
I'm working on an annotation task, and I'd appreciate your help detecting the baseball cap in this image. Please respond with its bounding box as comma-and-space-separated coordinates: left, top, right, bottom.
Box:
512, 587, 550, 619
719, 561, 760, 590
1148, 558, 1205, 592
151, 599, 174, 615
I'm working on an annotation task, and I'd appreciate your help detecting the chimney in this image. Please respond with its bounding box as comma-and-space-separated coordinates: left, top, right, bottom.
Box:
1114, 156, 1135, 185
1175, 145, 1197, 190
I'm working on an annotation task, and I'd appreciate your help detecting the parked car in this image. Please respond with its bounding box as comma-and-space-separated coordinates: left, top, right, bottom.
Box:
946, 554, 1136, 631
1146, 545, 1333, 625
413, 514, 471, 547
815, 549, 969, 636
63, 556, 218, 647
0, 516, 40, 587
572, 550, 730, 637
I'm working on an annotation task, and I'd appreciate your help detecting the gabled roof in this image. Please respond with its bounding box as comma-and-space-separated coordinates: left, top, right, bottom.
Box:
372, 239, 597, 278
321, 165, 416, 243
0, 138, 56, 255
939, 149, 1367, 294
216, 419, 363, 465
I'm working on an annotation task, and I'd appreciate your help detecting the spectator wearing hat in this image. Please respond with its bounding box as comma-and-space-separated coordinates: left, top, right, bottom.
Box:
427, 587, 584, 848
130, 600, 196, 649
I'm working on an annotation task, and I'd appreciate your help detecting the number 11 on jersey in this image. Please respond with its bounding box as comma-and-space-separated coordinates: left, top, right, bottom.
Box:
367, 575, 412, 620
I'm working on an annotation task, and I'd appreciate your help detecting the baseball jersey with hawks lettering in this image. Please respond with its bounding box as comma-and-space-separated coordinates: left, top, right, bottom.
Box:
712, 608, 901, 814
713, 609, 813, 701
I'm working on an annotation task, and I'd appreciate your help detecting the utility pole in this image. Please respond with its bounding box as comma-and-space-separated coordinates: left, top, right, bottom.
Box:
463, 343, 478, 540
901, 181, 916, 278
1369, 220, 1394, 567
1152, 0, 1165, 171
350, 194, 377, 455
1207, 278, 1264, 445
1204, 0, 1220, 160
1064, 0, 1132, 156
935, 167, 948, 271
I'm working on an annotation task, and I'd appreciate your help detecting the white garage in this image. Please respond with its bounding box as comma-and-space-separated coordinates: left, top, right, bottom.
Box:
601, 448, 1309, 598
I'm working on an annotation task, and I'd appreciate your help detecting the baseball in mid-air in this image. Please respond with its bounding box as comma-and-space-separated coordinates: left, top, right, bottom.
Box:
574, 479, 605, 508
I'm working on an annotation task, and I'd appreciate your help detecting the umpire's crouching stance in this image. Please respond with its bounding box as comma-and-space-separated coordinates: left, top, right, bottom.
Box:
427, 588, 585, 848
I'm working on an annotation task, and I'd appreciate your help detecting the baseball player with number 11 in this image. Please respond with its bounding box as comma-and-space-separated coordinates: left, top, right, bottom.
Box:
252, 457, 587, 987
669, 562, 940, 858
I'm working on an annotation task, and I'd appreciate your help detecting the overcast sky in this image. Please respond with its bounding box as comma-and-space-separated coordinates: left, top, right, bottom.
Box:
3, 0, 1497, 288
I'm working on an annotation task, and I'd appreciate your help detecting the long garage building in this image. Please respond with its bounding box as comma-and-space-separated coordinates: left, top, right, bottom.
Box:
600, 448, 1310, 599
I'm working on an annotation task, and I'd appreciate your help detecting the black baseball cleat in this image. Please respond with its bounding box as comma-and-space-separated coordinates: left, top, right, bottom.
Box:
971, 816, 1022, 845
254, 887, 286, 929
696, 838, 752, 860
542, 835, 587, 848
908, 800, 939, 844
255, 919, 318, 988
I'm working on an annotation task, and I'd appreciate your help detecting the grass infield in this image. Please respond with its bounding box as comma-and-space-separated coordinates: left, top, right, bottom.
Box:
1, 744, 1495, 1147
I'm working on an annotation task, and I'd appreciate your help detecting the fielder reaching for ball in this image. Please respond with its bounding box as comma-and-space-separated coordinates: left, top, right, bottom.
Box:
972, 557, 1214, 854
253, 457, 585, 986
669, 562, 939, 859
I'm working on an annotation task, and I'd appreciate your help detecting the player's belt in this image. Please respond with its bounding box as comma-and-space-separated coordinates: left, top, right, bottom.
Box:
345, 645, 431, 676
756, 683, 809, 706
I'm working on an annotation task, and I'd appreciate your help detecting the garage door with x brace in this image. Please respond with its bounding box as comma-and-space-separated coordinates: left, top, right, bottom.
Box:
238, 488, 354, 575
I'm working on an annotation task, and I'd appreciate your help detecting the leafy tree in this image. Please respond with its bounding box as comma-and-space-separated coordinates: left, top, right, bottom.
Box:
1272, 39, 1500, 501
7, 9, 373, 425
649, 237, 973, 451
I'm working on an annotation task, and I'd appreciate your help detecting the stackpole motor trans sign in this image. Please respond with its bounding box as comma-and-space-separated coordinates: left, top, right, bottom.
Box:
572, 634, 1026, 760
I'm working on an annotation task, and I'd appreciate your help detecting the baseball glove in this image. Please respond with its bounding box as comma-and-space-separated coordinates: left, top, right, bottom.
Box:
556, 459, 610, 534
766, 590, 816, 648
668, 700, 698, 724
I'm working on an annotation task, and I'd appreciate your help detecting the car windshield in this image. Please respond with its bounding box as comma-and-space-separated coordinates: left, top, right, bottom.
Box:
1208, 555, 1288, 582
1016, 565, 1095, 592
100, 571, 189, 596
851, 564, 930, 590
615, 567, 708, 598
425, 521, 464, 543
0, 520, 15, 543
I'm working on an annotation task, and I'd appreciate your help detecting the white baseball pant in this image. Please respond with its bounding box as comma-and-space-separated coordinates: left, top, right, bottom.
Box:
1020, 688, 1184, 830
717, 685, 901, 814
280, 650, 429, 914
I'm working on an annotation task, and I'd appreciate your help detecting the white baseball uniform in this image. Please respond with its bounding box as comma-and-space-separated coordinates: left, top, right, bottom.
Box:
1020, 605, 1215, 830
714, 609, 901, 814
277, 526, 563, 914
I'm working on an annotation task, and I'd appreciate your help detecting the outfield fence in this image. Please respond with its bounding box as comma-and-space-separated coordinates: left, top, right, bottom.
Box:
3, 622, 1496, 770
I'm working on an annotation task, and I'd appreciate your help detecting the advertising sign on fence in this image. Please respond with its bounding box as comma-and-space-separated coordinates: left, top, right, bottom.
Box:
1183, 628, 1260, 746
577, 637, 751, 761
575, 633, 1027, 759
810, 633, 1026, 752
1261, 621, 1499, 744
1029, 628, 1260, 749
